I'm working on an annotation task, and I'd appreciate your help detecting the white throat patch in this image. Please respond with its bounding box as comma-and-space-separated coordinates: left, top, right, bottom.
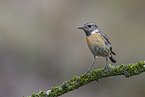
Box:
91, 29, 99, 34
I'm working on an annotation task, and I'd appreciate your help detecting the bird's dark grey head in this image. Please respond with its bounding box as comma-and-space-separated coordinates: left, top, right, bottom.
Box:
78, 22, 99, 36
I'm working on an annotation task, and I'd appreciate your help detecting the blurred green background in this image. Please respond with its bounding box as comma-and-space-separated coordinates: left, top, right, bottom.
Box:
1, 0, 145, 97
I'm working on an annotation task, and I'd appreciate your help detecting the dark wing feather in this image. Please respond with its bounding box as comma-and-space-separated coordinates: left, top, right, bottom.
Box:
99, 31, 116, 55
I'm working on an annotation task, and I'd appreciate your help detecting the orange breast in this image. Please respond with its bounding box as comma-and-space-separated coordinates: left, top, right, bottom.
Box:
86, 33, 110, 57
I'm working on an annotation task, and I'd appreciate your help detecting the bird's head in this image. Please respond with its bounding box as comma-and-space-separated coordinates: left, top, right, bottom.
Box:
78, 22, 99, 36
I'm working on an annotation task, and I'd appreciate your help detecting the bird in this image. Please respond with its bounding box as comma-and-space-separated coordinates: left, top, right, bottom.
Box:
77, 22, 116, 73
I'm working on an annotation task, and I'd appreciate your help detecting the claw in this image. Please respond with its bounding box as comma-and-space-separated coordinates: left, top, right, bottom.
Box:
104, 65, 110, 73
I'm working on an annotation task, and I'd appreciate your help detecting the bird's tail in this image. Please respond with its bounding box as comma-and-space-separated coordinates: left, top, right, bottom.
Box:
109, 54, 116, 63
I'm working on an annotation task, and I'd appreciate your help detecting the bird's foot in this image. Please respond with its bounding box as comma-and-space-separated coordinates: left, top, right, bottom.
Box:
104, 65, 111, 73
84, 69, 90, 74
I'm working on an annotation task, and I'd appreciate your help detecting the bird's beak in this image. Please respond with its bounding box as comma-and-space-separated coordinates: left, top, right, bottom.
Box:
77, 26, 84, 29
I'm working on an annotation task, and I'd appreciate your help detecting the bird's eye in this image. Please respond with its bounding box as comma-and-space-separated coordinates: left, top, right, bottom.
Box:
88, 25, 91, 28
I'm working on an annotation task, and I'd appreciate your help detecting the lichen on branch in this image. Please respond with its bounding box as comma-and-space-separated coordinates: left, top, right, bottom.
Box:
30, 60, 145, 97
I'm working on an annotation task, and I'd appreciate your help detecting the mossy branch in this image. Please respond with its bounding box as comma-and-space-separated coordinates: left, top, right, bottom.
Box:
30, 60, 145, 97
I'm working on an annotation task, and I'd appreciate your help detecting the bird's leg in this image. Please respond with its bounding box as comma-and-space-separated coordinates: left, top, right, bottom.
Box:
104, 57, 109, 72
86, 56, 96, 73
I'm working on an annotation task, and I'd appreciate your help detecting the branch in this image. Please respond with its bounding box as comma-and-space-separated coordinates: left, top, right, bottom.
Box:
30, 60, 145, 97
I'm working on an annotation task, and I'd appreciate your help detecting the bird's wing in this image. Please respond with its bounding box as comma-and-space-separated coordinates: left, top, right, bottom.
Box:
99, 31, 116, 55
99, 31, 111, 47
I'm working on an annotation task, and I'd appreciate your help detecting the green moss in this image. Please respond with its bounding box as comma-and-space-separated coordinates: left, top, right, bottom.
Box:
29, 60, 145, 97
49, 92, 56, 96
31, 94, 39, 97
